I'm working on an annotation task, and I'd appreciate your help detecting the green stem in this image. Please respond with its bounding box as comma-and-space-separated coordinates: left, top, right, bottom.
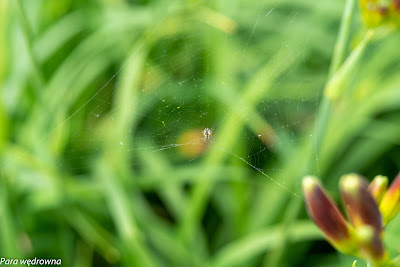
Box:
266, 2, 376, 266
211, 221, 321, 267
0, 181, 21, 257
316, 29, 374, 164
329, 0, 356, 77
15, 0, 45, 99
316, 0, 358, 151
96, 157, 157, 267
263, 199, 303, 267
268, 30, 374, 267
324, 29, 374, 101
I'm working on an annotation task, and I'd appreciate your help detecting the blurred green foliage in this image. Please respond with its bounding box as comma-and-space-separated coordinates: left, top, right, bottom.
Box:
1, 0, 400, 266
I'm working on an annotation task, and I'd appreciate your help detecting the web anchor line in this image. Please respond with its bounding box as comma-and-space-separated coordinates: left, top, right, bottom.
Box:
216, 146, 306, 202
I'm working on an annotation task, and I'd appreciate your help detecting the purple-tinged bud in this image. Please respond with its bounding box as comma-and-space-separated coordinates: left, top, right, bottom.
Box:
394, 0, 400, 12
340, 174, 383, 234
368, 175, 388, 204
359, 0, 400, 28
356, 225, 388, 263
379, 172, 400, 225
302, 176, 357, 254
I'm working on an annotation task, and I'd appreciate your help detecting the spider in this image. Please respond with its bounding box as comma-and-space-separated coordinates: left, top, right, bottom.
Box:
203, 128, 212, 141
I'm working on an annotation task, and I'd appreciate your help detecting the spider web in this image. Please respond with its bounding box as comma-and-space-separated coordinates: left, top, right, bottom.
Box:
12, 0, 329, 201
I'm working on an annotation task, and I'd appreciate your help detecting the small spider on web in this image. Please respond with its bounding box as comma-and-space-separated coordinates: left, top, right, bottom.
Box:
202, 128, 212, 142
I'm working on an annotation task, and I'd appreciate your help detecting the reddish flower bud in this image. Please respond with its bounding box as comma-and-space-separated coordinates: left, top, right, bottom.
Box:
368, 175, 388, 204
340, 174, 383, 234
379, 172, 400, 225
356, 225, 387, 263
302, 176, 357, 254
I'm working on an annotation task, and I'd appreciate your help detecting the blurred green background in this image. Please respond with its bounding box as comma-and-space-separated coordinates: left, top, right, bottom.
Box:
1, 0, 400, 266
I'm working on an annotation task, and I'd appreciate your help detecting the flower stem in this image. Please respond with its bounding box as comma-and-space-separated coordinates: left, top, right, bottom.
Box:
329, 0, 356, 77
267, 1, 375, 266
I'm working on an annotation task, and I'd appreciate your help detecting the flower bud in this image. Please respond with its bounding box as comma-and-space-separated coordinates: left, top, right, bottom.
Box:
356, 225, 387, 262
379, 172, 400, 225
340, 174, 383, 233
368, 175, 388, 204
302, 176, 357, 254
359, 0, 400, 28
